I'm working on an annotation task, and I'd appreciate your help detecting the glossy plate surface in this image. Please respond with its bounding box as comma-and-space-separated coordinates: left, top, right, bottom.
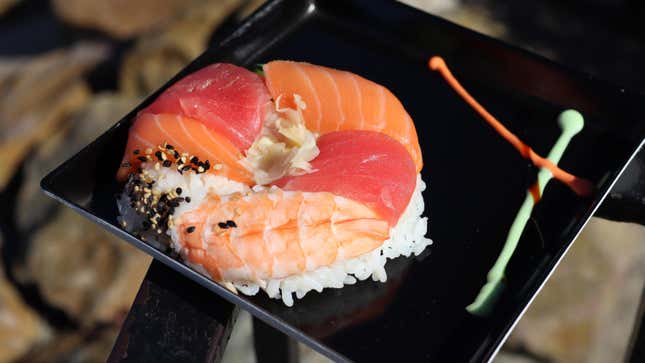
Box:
42, 0, 645, 361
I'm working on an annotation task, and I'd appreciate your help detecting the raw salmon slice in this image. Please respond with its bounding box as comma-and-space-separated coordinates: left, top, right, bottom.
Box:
263, 60, 423, 171
142, 63, 271, 151
274, 130, 417, 225
117, 113, 253, 184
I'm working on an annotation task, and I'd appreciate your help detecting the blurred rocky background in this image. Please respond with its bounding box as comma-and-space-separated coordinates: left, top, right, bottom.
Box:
0, 0, 642, 362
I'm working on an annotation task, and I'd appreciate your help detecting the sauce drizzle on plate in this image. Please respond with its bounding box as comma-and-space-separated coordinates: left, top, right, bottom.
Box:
428, 56, 590, 314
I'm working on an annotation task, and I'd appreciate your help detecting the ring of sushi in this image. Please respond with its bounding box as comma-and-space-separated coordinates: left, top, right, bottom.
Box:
117, 61, 431, 306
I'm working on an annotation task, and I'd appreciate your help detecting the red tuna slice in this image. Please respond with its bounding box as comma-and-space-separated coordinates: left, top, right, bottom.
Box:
274, 130, 417, 226
142, 63, 271, 151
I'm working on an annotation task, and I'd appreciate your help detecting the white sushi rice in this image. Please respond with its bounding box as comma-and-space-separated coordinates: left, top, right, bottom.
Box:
119, 167, 431, 307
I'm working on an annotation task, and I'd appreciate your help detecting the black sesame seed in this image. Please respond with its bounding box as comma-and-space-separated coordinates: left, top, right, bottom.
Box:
166, 144, 174, 150
137, 156, 147, 162
176, 187, 182, 195
218, 222, 228, 229
173, 150, 180, 158
186, 226, 196, 233
185, 197, 191, 203
203, 160, 211, 170
133, 149, 140, 155
181, 165, 192, 172
226, 220, 237, 228
155, 151, 163, 161
162, 160, 172, 167
190, 156, 199, 164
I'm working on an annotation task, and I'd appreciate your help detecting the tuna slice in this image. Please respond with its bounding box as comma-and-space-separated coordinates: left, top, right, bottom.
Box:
142, 63, 271, 151
263, 60, 423, 172
274, 130, 417, 225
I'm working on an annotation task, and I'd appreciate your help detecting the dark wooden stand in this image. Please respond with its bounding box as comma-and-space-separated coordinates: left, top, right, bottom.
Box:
108, 261, 239, 363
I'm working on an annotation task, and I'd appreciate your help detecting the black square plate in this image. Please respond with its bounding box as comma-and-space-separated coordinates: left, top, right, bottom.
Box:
42, 0, 645, 361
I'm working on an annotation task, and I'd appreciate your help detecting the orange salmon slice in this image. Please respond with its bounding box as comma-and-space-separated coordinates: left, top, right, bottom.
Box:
117, 113, 253, 184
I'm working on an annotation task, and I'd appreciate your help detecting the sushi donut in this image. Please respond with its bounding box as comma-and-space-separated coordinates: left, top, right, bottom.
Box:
117, 61, 431, 306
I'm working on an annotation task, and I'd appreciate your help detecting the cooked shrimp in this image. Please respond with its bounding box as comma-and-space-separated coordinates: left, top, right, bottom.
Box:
172, 188, 390, 283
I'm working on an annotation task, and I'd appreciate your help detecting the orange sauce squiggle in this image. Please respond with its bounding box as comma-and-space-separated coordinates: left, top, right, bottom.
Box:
428, 56, 593, 197
528, 182, 541, 203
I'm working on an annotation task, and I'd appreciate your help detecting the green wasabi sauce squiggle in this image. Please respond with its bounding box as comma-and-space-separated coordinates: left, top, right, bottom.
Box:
466, 109, 585, 316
